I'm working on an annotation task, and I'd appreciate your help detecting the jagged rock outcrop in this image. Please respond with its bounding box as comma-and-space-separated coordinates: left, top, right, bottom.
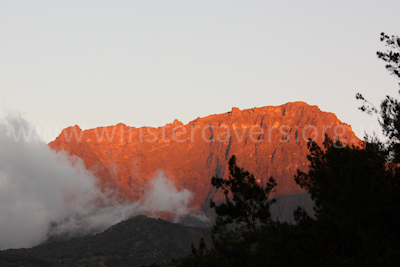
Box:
49, 102, 360, 212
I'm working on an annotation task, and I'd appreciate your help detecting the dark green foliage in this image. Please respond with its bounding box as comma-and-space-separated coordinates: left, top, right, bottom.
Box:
374, 33, 400, 163
295, 136, 388, 215
294, 137, 400, 265
0, 216, 212, 267
201, 156, 277, 266
356, 92, 400, 162
210, 155, 276, 239
378, 96, 400, 162
357, 32, 400, 112
357, 33, 400, 162
191, 243, 198, 255
376, 32, 400, 83
0, 252, 53, 267
177, 139, 400, 266
198, 237, 206, 252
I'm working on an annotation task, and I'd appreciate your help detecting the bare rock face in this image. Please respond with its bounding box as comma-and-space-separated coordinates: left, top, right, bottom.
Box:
49, 102, 360, 211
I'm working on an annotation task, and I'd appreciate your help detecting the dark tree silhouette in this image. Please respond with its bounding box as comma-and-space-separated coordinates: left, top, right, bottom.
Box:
294, 136, 400, 265
210, 155, 276, 241
357, 32, 400, 162
199, 237, 207, 252
178, 32, 400, 267
377, 32, 400, 83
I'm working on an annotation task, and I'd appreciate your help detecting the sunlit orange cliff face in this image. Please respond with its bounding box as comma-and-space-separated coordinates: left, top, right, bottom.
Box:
49, 102, 361, 211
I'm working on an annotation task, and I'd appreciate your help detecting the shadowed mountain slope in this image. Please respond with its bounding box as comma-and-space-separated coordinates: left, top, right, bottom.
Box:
0, 215, 212, 267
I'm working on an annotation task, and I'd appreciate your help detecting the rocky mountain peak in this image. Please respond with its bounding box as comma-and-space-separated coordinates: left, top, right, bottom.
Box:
49, 102, 360, 214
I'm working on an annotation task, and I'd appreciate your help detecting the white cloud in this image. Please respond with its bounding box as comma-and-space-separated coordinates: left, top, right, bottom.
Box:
0, 112, 204, 250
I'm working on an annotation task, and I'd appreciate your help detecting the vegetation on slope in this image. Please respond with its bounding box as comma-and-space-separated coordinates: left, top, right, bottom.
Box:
0, 216, 212, 267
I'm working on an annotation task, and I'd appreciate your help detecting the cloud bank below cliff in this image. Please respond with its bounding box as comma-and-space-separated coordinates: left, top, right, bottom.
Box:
0, 112, 200, 250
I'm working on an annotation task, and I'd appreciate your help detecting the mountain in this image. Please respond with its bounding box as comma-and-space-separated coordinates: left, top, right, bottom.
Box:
0, 215, 212, 267
49, 102, 360, 219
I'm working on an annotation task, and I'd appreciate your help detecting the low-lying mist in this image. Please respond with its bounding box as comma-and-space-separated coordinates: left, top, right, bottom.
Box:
0, 112, 206, 250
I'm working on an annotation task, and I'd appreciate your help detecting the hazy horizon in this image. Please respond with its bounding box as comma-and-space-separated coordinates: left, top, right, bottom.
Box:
1, 1, 400, 142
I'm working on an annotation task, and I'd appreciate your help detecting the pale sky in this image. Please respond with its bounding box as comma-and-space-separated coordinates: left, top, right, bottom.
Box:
1, 1, 399, 142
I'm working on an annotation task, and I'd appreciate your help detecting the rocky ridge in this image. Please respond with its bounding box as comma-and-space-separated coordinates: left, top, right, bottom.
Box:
49, 102, 360, 214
